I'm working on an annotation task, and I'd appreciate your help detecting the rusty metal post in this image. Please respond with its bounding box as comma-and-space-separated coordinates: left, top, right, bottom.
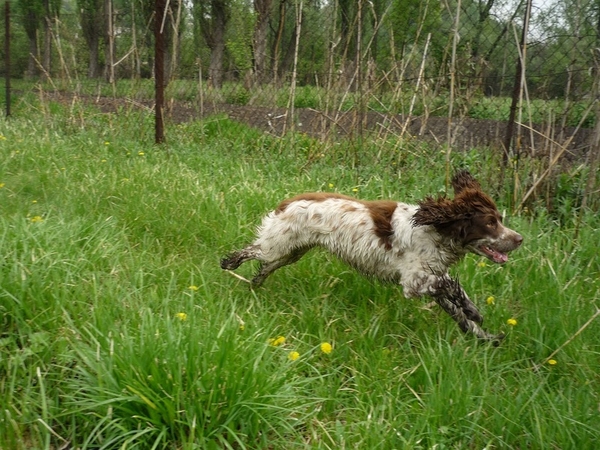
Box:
5, 0, 11, 117
155, 0, 166, 144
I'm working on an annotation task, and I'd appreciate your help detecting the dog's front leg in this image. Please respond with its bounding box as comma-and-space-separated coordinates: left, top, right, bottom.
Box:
435, 276, 483, 324
431, 277, 503, 343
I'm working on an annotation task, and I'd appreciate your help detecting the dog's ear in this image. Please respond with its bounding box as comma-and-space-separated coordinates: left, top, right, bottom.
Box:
412, 196, 474, 241
412, 197, 473, 226
451, 170, 481, 196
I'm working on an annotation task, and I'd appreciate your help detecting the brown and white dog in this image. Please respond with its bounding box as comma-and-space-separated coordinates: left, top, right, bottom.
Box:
221, 171, 523, 342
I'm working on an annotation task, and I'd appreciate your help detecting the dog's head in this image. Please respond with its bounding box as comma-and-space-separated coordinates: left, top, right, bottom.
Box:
412, 171, 523, 263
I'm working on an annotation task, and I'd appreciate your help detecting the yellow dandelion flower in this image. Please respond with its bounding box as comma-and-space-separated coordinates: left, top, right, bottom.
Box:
0, 183, 5, 188
352, 188, 359, 193
486, 296, 495, 305
507, 318, 517, 326
548, 359, 557, 366
30, 216, 44, 223
175, 312, 188, 321
104, 141, 110, 146
0, 134, 6, 140
101, 159, 107, 163
288, 351, 300, 361
269, 336, 286, 347
138, 151, 145, 156
239, 323, 245, 331
188, 285, 199, 291
477, 261, 487, 268
320, 342, 333, 354
32, 200, 37, 204
328, 183, 334, 188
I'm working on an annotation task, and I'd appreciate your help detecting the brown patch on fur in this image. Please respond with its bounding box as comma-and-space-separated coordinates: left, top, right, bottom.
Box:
366, 200, 397, 250
275, 193, 397, 249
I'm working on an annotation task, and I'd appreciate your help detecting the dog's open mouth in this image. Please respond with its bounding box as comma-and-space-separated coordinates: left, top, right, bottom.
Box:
480, 245, 509, 264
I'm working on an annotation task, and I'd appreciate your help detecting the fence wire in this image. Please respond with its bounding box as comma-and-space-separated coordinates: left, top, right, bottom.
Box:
1, 0, 598, 160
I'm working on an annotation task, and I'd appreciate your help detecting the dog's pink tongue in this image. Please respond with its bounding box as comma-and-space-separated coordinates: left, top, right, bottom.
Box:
494, 252, 508, 264
482, 245, 509, 264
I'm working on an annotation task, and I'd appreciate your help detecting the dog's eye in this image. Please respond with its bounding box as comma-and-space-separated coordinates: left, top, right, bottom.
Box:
486, 219, 497, 228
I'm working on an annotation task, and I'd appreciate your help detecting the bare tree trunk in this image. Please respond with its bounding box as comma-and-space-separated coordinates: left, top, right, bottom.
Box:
253, 0, 273, 85
42, 0, 51, 79
209, 31, 225, 88
206, 0, 228, 88
26, 34, 39, 78
105, 0, 115, 83
88, 34, 100, 78
271, 0, 286, 84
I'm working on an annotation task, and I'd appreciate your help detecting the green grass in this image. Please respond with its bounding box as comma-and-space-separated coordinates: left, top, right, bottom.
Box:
0, 96, 599, 449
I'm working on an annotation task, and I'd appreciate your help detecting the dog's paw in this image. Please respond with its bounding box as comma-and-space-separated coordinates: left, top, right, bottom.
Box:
221, 255, 240, 270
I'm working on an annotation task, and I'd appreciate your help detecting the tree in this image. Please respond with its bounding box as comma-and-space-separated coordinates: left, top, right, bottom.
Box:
42, 0, 61, 78
193, 0, 230, 88
17, 0, 44, 77
77, 0, 103, 78
253, 0, 273, 84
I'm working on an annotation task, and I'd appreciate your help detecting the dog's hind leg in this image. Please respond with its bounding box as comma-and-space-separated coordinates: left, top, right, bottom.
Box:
221, 245, 262, 270
251, 247, 309, 287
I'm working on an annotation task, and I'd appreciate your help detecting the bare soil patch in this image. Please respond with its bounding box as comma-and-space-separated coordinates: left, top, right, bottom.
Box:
46, 92, 592, 163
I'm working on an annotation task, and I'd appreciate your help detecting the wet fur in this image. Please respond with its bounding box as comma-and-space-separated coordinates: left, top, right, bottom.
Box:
221, 171, 523, 342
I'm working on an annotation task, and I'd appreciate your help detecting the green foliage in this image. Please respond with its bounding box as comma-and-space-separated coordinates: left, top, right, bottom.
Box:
0, 102, 599, 448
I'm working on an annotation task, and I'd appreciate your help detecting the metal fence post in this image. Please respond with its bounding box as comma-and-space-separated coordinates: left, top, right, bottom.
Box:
4, 0, 10, 118
155, 0, 166, 144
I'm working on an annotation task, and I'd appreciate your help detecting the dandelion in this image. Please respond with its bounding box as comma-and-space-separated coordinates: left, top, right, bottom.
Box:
0, 183, 5, 188
138, 151, 145, 156
101, 159, 107, 163
239, 323, 245, 331
188, 285, 199, 291
32, 200, 37, 204
352, 188, 359, 193
477, 261, 487, 268
104, 141, 110, 146
175, 312, 188, 321
288, 351, 300, 361
328, 183, 334, 189
320, 342, 333, 354
548, 359, 557, 366
0, 134, 6, 140
269, 336, 286, 347
507, 318, 517, 326
30, 216, 44, 223
486, 296, 495, 305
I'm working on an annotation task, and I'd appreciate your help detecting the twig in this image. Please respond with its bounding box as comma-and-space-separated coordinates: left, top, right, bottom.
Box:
224, 270, 251, 284
445, 0, 462, 189
533, 307, 600, 371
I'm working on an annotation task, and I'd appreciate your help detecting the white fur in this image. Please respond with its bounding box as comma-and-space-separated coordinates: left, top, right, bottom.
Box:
254, 197, 463, 298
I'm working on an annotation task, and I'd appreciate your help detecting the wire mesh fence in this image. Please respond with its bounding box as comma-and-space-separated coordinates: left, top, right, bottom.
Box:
1, 0, 598, 166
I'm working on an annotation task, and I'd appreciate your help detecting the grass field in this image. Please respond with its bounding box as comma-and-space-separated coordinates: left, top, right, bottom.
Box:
1, 95, 599, 449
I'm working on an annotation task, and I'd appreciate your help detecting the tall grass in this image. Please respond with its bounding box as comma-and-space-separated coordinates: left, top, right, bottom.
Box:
0, 96, 599, 448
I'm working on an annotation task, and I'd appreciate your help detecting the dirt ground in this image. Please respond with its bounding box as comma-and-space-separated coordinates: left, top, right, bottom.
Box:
46, 92, 592, 163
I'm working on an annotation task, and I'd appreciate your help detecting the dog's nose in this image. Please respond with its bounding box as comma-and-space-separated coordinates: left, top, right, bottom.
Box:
514, 233, 523, 246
